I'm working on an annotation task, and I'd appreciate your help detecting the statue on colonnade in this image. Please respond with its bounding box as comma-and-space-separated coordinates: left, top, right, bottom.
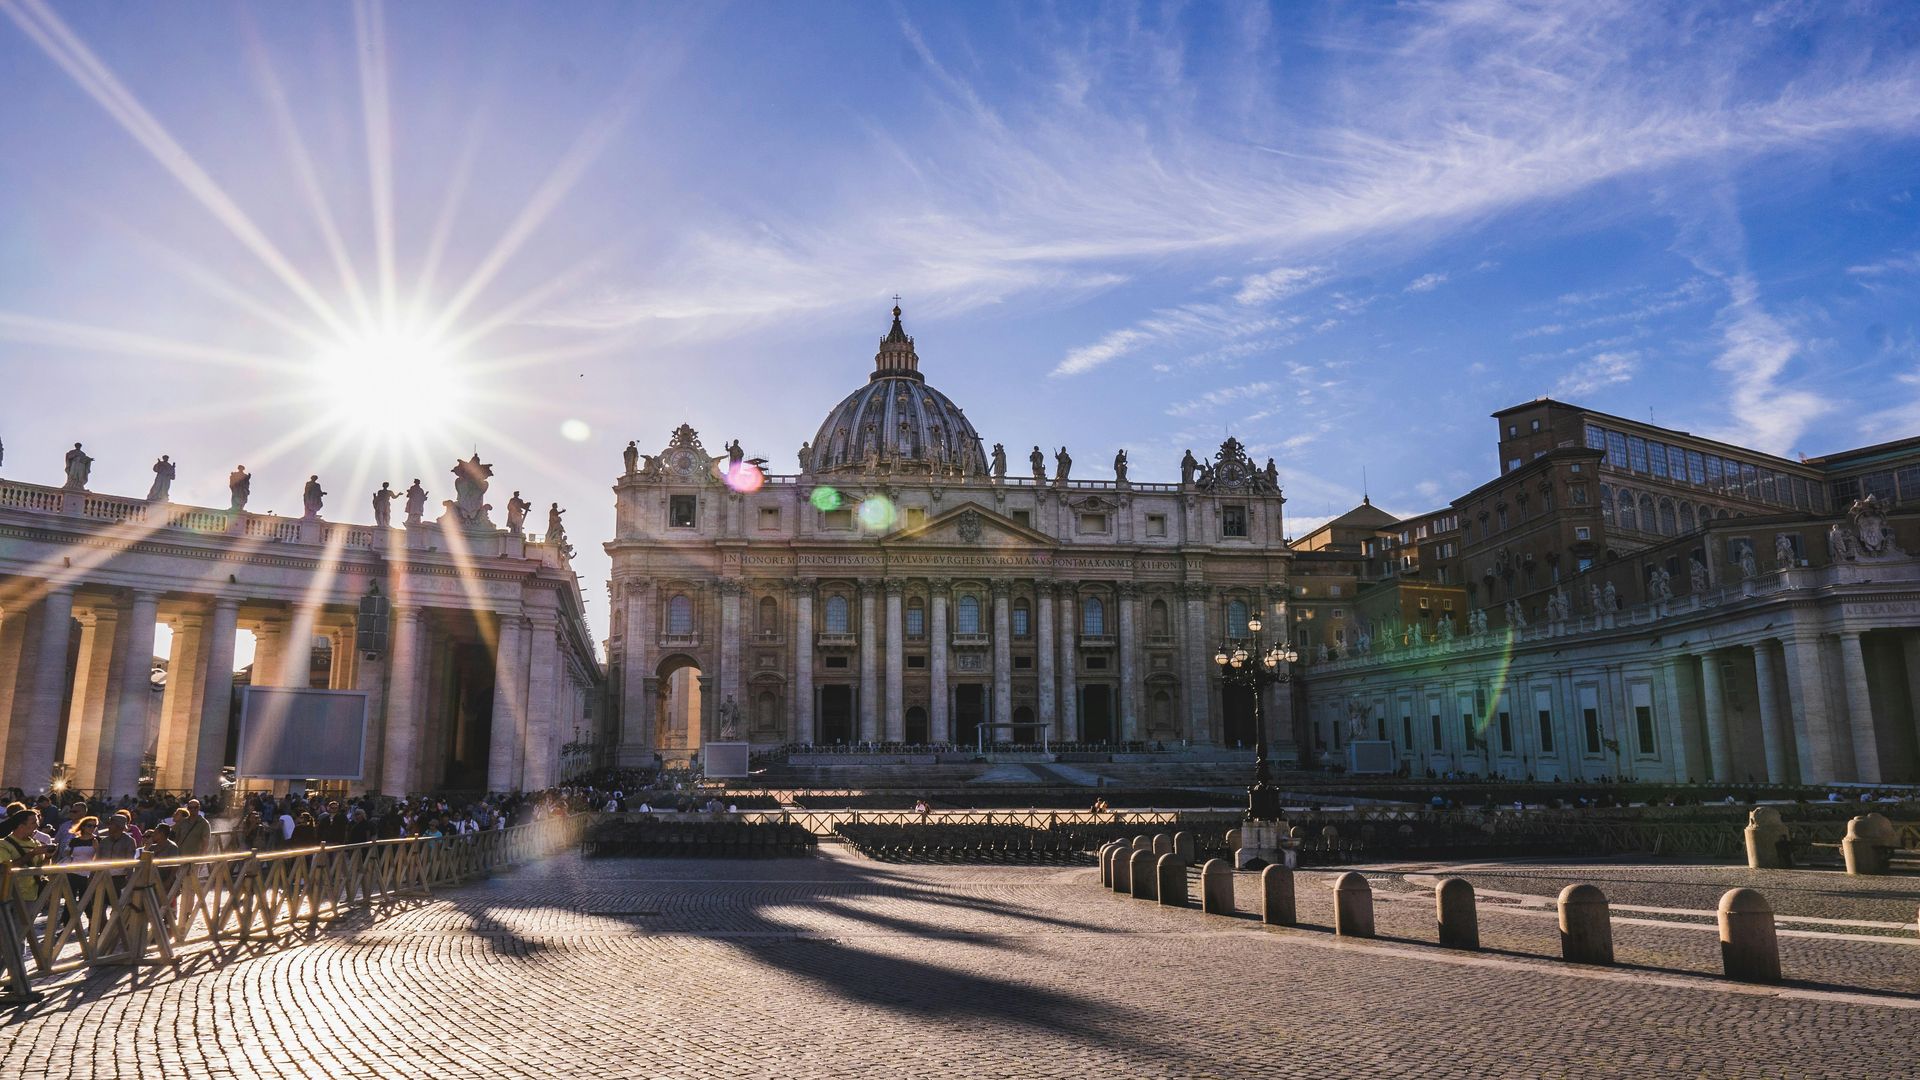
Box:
302, 475, 326, 519
372, 482, 398, 528
403, 479, 428, 526
146, 455, 175, 502
63, 442, 92, 490
228, 465, 251, 512
449, 454, 494, 529
506, 491, 531, 537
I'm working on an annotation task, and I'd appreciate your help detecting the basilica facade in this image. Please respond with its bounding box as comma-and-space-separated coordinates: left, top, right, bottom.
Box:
604, 308, 1298, 764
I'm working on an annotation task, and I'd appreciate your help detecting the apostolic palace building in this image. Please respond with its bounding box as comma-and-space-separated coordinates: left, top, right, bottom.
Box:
3, 306, 1920, 799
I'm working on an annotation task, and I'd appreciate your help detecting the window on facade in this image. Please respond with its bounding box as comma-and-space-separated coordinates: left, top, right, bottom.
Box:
956, 595, 981, 635
1013, 655, 1031, 670
1659, 499, 1677, 536
1896, 467, 1920, 505
1739, 462, 1758, 499
1227, 599, 1249, 637
905, 508, 926, 530
824, 655, 848, 669
758, 507, 781, 531
1222, 505, 1248, 538
1496, 508, 1508, 529
1577, 557, 1593, 573
669, 495, 697, 528
1685, 450, 1705, 485
1575, 526, 1590, 540
1617, 490, 1637, 531
1599, 483, 1613, 522
1536, 708, 1554, 753
1635, 705, 1655, 754
1725, 537, 1754, 568
1705, 455, 1724, 491
824, 595, 851, 634
1401, 715, 1413, 750
1679, 504, 1696, 534
1648, 441, 1668, 478
1012, 598, 1031, 637
1146, 513, 1168, 537
1085, 654, 1108, 670
1794, 477, 1814, 510
1570, 484, 1587, 505
1507, 424, 1518, 437
1331, 608, 1344, 620
824, 507, 853, 529
1626, 436, 1647, 472
1668, 446, 1687, 482
1530, 418, 1541, 433
1148, 598, 1170, 637
1498, 711, 1513, 753
1863, 470, 1896, 504
1418, 597, 1430, 610
1639, 494, 1655, 531
907, 655, 925, 669
1605, 431, 1628, 471
906, 598, 925, 638
757, 596, 778, 634
1079, 512, 1109, 534
1506, 459, 1521, 473
1012, 509, 1032, 527
1081, 596, 1108, 637
667, 594, 694, 635
1832, 477, 1860, 505
1430, 712, 1444, 749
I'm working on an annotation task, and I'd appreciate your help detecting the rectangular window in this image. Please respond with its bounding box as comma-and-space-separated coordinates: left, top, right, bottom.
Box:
824, 655, 849, 669
1570, 484, 1588, 505
1498, 711, 1513, 754
1864, 470, 1896, 504
1577, 557, 1593, 573
1686, 450, 1706, 485
906, 655, 926, 669
1146, 513, 1168, 537
1760, 470, 1778, 504
1832, 477, 1859, 506
906, 607, 925, 638
1085, 655, 1108, 670
1630, 682, 1657, 756
1648, 441, 1668, 478
1667, 445, 1686, 481
1575, 526, 1591, 540
1896, 466, 1920, 506
1585, 423, 1606, 452
824, 507, 853, 529
1794, 477, 1812, 510
1740, 462, 1758, 499
1705, 455, 1723, 490
758, 506, 781, 531
1443, 598, 1454, 610
1533, 687, 1555, 754
1012, 509, 1032, 527
1605, 431, 1627, 471
1506, 458, 1521, 473
905, 508, 926, 529
1013, 655, 1031, 670
1430, 714, 1443, 750
1626, 436, 1647, 473
1401, 715, 1413, 750
669, 494, 698, 528
1419, 597, 1430, 610
1329, 585, 1343, 597
1725, 536, 1754, 567
1579, 685, 1602, 755
1496, 508, 1508, 529
1012, 607, 1030, 636
1331, 608, 1344, 620
1222, 505, 1248, 538
1530, 418, 1541, 432
1079, 512, 1109, 534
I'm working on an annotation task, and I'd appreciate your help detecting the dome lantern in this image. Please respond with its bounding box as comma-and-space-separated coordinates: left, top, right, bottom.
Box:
806, 305, 989, 477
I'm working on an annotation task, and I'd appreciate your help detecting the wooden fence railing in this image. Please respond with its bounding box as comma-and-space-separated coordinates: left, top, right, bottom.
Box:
0, 813, 591, 995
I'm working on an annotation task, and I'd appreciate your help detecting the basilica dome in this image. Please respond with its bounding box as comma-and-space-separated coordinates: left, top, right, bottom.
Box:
805, 307, 990, 476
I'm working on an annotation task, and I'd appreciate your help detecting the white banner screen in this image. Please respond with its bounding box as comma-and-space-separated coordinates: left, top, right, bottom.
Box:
237, 687, 369, 780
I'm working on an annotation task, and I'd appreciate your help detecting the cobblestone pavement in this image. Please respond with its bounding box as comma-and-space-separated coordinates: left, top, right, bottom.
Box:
4, 849, 1918, 1079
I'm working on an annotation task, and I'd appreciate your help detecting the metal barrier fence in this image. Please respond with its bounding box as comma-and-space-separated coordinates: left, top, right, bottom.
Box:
719, 809, 1241, 835
1, 813, 591, 995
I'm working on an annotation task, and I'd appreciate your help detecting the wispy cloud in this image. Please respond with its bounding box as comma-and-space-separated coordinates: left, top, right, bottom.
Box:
1551, 350, 1639, 397
1404, 272, 1448, 294
1166, 380, 1276, 417
1235, 266, 1323, 306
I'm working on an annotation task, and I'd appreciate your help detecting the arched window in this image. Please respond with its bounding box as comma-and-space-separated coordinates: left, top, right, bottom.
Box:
757, 595, 779, 634
1149, 598, 1170, 637
1082, 596, 1106, 636
824, 595, 851, 634
1658, 499, 1677, 536
957, 594, 981, 635
1639, 494, 1656, 533
1679, 504, 1697, 534
1699, 504, 1713, 528
1617, 490, 1637, 531
756, 691, 777, 731
1227, 598, 1250, 637
667, 594, 694, 635
1152, 690, 1172, 730
1012, 597, 1031, 637
905, 597, 926, 638
1600, 483, 1613, 523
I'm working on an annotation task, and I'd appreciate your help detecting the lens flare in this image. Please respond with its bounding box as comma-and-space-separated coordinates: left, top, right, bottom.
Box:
858, 494, 896, 531
809, 486, 842, 511
724, 461, 765, 493
560, 418, 591, 442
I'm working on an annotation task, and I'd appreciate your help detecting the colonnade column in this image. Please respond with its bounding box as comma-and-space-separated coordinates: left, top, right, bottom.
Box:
991, 581, 1012, 732
65, 607, 117, 789
191, 597, 241, 797
0, 606, 27, 779
1836, 630, 1881, 782
791, 581, 814, 743
1118, 583, 1140, 741
105, 590, 160, 796
157, 613, 206, 789
1781, 633, 1839, 783
858, 580, 879, 742
486, 612, 526, 792
718, 581, 743, 734
1699, 651, 1732, 782
1057, 589, 1078, 741
928, 580, 950, 744
1182, 584, 1210, 742
619, 580, 654, 762
280, 604, 321, 687
523, 614, 561, 790
1034, 581, 1056, 732
1750, 640, 1790, 783
884, 579, 905, 742
10, 586, 74, 792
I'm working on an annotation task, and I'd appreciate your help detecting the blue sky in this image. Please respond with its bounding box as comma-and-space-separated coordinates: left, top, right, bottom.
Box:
2, 0, 1918, 646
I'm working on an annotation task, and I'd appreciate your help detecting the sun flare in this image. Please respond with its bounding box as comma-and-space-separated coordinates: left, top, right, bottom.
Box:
311, 323, 466, 441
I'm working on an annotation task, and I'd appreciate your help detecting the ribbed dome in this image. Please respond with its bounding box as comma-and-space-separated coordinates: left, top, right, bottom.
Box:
807, 307, 989, 476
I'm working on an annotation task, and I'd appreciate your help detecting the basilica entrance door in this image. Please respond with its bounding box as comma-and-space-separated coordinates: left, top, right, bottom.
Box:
1223, 683, 1256, 748
1080, 685, 1113, 744
818, 685, 853, 744
954, 685, 984, 748
904, 706, 929, 745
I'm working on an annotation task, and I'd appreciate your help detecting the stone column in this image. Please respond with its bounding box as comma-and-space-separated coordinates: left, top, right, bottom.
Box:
0, 607, 28, 776
486, 613, 526, 792
884, 579, 905, 742
184, 598, 239, 796
1183, 585, 1210, 742
65, 606, 118, 790
1699, 651, 1732, 782
1836, 630, 1881, 782
1034, 581, 1056, 732
1658, 655, 1698, 782
105, 590, 160, 796
1118, 583, 1140, 741
991, 581, 1012, 732
523, 614, 562, 790
619, 580, 654, 762
280, 604, 322, 688
791, 581, 814, 742
1750, 640, 1790, 783
929, 580, 950, 743
718, 581, 743, 731
250, 624, 283, 694
157, 613, 206, 789
379, 607, 423, 794
1904, 633, 1920, 779
1780, 633, 1839, 783
8, 586, 73, 793
858, 580, 879, 742
1058, 588, 1078, 741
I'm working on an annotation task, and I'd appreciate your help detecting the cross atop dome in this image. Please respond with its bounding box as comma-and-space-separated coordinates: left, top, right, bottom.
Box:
874, 299, 921, 379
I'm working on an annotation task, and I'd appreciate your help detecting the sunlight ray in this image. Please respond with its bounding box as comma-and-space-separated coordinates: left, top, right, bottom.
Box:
411, 106, 490, 315
352, 0, 400, 325
0, 0, 354, 339
0, 311, 306, 372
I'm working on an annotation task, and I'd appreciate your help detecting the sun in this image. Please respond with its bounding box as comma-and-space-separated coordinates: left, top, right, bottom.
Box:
310, 323, 467, 441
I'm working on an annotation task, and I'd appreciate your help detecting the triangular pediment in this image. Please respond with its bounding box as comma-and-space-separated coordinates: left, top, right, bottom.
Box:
885, 503, 1054, 548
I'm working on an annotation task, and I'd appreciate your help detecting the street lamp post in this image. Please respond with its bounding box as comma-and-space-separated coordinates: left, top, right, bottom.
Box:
1213, 612, 1298, 826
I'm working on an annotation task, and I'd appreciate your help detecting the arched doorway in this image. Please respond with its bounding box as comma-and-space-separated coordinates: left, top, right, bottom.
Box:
1012, 705, 1035, 745
904, 705, 929, 745
655, 654, 705, 759
1222, 683, 1256, 748
1080, 685, 1114, 743
818, 685, 853, 744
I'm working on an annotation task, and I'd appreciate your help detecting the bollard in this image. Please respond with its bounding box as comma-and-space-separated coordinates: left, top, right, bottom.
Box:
1321, 825, 1341, 843
1558, 884, 1614, 965
1224, 828, 1241, 852
1133, 834, 1152, 850
1260, 863, 1296, 926
1744, 807, 1790, 869
1174, 831, 1196, 862
1435, 877, 1479, 950
1152, 833, 1174, 857
1112, 845, 1133, 893
1157, 855, 1188, 907
1099, 842, 1118, 888
1201, 859, 1234, 915
1843, 816, 1891, 876
1129, 849, 1159, 901
1717, 888, 1781, 983
1333, 871, 1374, 938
